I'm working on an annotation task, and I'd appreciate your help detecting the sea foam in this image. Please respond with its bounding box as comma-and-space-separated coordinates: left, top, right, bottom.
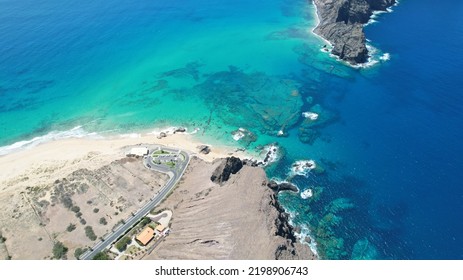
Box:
0, 126, 101, 156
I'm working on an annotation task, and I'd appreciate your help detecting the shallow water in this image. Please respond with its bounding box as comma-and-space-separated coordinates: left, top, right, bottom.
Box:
1, 0, 462, 259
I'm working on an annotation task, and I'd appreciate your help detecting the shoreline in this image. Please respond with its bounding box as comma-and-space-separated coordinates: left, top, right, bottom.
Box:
310, 0, 398, 68
0, 128, 251, 193
0, 127, 316, 260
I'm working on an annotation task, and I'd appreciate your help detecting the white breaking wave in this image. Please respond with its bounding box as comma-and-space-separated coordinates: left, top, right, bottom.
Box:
380, 52, 391, 61
0, 126, 101, 156
289, 160, 317, 177
287, 210, 319, 258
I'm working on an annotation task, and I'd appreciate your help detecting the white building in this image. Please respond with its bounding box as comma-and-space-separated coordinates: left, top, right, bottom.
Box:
127, 147, 149, 157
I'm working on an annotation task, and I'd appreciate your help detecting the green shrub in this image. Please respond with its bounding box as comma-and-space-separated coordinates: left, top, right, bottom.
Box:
115, 236, 132, 252
99, 217, 107, 225
140, 217, 151, 227
66, 223, 76, 232
84, 226, 97, 241
92, 252, 111, 260
71, 205, 80, 213
61, 196, 73, 209
74, 247, 88, 260
52, 241, 68, 259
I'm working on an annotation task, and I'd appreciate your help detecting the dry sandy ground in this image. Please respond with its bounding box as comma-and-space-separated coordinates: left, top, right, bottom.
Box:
145, 157, 313, 260
0, 133, 248, 193
0, 133, 247, 260
0, 157, 169, 259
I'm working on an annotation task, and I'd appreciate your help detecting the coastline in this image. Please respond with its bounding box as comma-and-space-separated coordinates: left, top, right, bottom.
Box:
0, 129, 250, 193
310, 0, 397, 68
0, 127, 316, 260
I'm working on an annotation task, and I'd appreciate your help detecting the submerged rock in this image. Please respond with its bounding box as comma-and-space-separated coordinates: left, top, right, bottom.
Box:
195, 69, 303, 136
298, 104, 337, 145
231, 128, 257, 146
351, 238, 379, 260
298, 126, 320, 145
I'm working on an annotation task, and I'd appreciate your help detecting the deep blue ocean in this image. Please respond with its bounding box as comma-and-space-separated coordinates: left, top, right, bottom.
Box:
1, 0, 462, 259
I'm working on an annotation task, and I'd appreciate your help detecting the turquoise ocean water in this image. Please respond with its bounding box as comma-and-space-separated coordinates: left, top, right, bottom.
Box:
1, 0, 462, 259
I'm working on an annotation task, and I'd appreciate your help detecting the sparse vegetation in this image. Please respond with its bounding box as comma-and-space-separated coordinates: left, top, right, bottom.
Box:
71, 205, 80, 213
151, 208, 168, 215
84, 226, 97, 241
153, 149, 169, 155
66, 223, 76, 232
80, 219, 87, 225
92, 252, 111, 260
52, 241, 68, 259
93, 208, 99, 213
61, 196, 73, 209
99, 217, 107, 225
140, 217, 151, 227
74, 247, 87, 259
75, 212, 82, 218
115, 236, 132, 252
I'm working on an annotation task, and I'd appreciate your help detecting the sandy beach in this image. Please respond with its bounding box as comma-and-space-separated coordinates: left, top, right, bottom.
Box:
0, 132, 249, 193
0, 131, 255, 259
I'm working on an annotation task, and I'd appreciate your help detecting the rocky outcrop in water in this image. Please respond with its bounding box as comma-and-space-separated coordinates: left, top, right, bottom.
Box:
313, 0, 396, 64
210, 157, 243, 184
267, 180, 299, 193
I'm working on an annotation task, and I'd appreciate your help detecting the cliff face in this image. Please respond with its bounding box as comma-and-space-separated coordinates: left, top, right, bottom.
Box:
148, 157, 316, 260
313, 0, 395, 64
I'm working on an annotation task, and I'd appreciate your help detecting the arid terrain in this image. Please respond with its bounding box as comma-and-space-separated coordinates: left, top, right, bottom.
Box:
0, 157, 167, 259
0, 133, 313, 260
146, 157, 315, 260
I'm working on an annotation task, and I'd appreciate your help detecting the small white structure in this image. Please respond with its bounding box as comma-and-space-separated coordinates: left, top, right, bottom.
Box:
127, 147, 149, 157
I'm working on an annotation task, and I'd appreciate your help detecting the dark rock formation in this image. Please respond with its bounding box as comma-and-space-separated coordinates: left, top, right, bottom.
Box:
210, 157, 244, 184
197, 145, 211, 155
174, 127, 186, 133
194, 70, 303, 135
313, 0, 396, 64
242, 159, 259, 167
270, 193, 316, 260
157, 132, 167, 139
267, 180, 299, 193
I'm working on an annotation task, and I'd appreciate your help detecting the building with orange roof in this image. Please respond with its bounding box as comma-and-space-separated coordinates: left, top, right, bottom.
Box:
136, 226, 155, 246
155, 224, 165, 233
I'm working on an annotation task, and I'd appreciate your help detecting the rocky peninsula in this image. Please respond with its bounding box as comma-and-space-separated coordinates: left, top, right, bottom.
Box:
147, 156, 315, 260
313, 0, 396, 65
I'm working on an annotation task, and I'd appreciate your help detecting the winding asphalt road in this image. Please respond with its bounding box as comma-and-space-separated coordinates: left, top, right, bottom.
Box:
79, 146, 190, 260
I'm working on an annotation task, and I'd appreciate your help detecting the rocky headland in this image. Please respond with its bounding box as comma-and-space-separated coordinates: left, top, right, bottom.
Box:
147, 156, 316, 260
313, 0, 396, 65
